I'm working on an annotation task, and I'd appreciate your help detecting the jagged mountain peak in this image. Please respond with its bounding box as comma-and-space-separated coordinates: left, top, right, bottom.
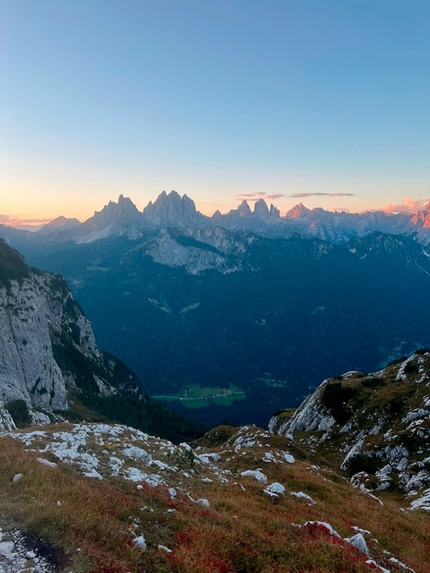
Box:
79, 194, 141, 231
66, 195, 143, 244
101, 194, 140, 219
227, 199, 279, 220
253, 198, 270, 218
142, 190, 202, 226
269, 203, 281, 218
284, 203, 311, 219
235, 200, 252, 217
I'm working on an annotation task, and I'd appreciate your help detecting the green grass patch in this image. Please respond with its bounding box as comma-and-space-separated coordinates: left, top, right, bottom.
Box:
153, 384, 246, 409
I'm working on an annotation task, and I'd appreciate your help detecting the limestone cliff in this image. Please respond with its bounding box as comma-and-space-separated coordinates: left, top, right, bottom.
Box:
0, 239, 140, 429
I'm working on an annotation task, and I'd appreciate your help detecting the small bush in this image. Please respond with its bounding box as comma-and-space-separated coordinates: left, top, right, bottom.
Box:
347, 453, 383, 476
403, 362, 419, 374
388, 396, 404, 415
322, 383, 357, 424
5, 399, 31, 428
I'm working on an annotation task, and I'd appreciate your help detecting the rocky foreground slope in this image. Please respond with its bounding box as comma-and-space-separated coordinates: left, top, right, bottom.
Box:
270, 350, 430, 513
0, 418, 429, 573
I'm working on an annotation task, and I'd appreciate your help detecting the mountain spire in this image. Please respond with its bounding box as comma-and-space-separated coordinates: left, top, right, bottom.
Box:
142, 190, 201, 226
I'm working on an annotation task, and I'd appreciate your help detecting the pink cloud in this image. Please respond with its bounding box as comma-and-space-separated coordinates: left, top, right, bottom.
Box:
382, 197, 430, 214
0, 215, 52, 228
235, 192, 269, 201
235, 192, 287, 202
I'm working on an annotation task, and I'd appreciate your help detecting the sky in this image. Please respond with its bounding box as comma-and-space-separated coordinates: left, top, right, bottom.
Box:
1, 0, 429, 227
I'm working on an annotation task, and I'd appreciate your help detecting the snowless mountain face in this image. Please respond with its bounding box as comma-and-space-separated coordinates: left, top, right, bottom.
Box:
0, 239, 140, 431
3, 191, 430, 246
270, 349, 430, 512
67, 194, 145, 244
143, 190, 208, 228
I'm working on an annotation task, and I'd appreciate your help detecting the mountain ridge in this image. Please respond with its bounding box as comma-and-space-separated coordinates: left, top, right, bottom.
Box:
2, 191, 430, 246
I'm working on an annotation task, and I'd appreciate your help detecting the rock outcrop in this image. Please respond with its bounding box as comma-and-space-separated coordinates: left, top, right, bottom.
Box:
270, 351, 430, 510
0, 239, 140, 428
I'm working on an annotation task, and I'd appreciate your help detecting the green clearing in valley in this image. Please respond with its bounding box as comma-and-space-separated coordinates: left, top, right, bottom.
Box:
152, 383, 246, 409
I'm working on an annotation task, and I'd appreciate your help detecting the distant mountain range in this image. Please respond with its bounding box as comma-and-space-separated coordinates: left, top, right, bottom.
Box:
2, 191, 430, 247
1, 192, 430, 428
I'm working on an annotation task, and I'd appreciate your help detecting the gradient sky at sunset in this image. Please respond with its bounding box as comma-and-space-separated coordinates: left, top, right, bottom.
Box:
1, 1, 429, 227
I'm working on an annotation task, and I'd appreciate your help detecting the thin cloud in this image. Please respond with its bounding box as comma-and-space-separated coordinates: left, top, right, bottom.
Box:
236, 192, 268, 200
0, 215, 52, 228
287, 193, 355, 198
383, 197, 430, 214
235, 192, 286, 201
235, 191, 355, 202
265, 194, 285, 200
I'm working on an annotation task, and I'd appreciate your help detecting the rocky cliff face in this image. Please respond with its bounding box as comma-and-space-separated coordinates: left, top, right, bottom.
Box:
142, 190, 207, 228
0, 239, 140, 430
142, 226, 255, 274
270, 350, 430, 511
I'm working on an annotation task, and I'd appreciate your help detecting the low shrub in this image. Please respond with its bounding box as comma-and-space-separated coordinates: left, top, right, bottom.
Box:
5, 399, 31, 428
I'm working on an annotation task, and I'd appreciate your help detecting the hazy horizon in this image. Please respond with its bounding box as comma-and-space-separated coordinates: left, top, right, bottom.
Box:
2, 190, 430, 232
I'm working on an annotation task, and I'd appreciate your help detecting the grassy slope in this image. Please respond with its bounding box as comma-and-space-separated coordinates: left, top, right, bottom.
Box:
285, 350, 430, 477
0, 422, 428, 573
